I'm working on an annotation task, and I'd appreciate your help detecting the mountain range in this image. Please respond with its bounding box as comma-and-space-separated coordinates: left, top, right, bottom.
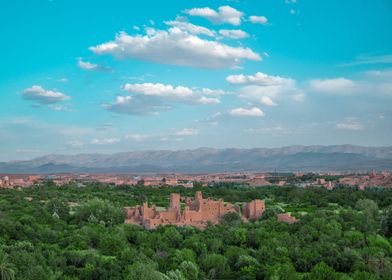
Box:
1, 145, 392, 174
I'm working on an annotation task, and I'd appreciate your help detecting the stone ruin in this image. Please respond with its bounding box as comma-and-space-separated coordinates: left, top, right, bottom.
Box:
124, 191, 265, 229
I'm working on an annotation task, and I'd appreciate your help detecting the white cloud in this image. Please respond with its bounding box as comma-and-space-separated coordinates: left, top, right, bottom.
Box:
123, 83, 221, 105
67, 140, 84, 148
165, 20, 215, 37
77, 58, 112, 72
308, 78, 357, 94
57, 78, 68, 83
340, 53, 392, 67
103, 95, 170, 116
336, 120, 364, 130
90, 138, 120, 145
227, 72, 295, 86
260, 96, 277, 106
230, 107, 265, 117
248, 15, 268, 25
196, 112, 222, 126
365, 70, 392, 79
125, 134, 150, 141
47, 104, 71, 111
186, 6, 243, 26
246, 126, 291, 135
21, 85, 70, 104
77, 58, 99, 70
200, 88, 228, 96
124, 83, 192, 98
104, 82, 223, 116
219, 29, 249, 39
90, 27, 260, 69
292, 93, 306, 101
198, 96, 220, 105
174, 128, 199, 136
227, 72, 304, 104
307, 71, 392, 96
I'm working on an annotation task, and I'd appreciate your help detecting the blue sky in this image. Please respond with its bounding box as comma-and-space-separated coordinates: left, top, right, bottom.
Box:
1, 0, 392, 161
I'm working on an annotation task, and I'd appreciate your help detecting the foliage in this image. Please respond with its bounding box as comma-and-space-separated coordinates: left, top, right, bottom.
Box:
0, 183, 391, 279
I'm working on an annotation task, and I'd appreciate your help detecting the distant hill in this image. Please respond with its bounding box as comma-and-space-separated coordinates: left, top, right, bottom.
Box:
1, 145, 392, 173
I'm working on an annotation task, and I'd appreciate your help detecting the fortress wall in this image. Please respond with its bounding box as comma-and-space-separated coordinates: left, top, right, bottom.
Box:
124, 192, 265, 229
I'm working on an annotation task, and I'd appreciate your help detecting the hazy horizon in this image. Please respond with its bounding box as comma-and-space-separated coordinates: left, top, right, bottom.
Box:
3, 143, 392, 163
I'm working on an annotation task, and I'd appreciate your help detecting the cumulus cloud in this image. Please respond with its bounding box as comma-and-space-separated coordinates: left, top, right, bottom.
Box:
308, 71, 392, 96
230, 107, 265, 117
125, 134, 150, 141
123, 83, 221, 105
200, 88, 228, 96
104, 82, 222, 116
260, 96, 277, 106
47, 104, 71, 112
77, 59, 99, 70
103, 95, 170, 116
165, 20, 215, 37
77, 58, 112, 72
124, 83, 192, 98
186, 6, 243, 26
174, 128, 199, 136
198, 96, 221, 105
336, 120, 364, 130
248, 15, 268, 25
219, 29, 249, 39
67, 140, 84, 148
308, 78, 357, 94
90, 137, 120, 145
90, 27, 260, 69
226, 72, 294, 86
227, 72, 303, 104
246, 126, 292, 135
292, 93, 306, 101
21, 85, 70, 104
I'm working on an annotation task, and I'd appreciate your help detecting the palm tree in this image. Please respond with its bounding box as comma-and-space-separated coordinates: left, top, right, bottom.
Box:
0, 251, 15, 280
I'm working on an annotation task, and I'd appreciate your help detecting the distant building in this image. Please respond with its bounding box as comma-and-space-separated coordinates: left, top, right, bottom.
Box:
0, 176, 11, 188
277, 213, 298, 224
183, 181, 194, 188
124, 191, 265, 229
318, 178, 326, 184
164, 177, 178, 186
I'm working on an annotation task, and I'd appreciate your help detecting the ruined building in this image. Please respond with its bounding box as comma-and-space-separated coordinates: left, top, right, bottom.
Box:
124, 191, 265, 229
277, 213, 298, 224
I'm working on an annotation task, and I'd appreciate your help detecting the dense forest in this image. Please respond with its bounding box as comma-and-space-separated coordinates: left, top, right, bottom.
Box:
0, 182, 392, 279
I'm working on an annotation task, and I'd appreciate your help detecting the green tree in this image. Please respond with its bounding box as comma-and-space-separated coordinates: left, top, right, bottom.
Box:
308, 262, 337, 280
171, 249, 196, 269
355, 199, 379, 246
221, 212, 242, 227
0, 251, 15, 280
45, 198, 70, 221
202, 254, 229, 279
178, 261, 199, 280
381, 206, 392, 238
74, 198, 124, 226
125, 262, 164, 280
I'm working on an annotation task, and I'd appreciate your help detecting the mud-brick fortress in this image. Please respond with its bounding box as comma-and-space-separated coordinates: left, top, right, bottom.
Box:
124, 191, 265, 229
